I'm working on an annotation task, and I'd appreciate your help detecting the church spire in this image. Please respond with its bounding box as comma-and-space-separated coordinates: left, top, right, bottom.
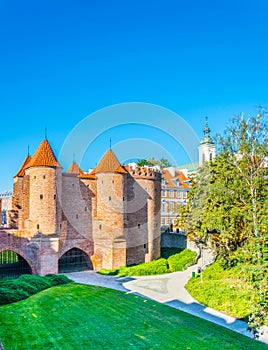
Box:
198, 117, 216, 166
200, 117, 215, 145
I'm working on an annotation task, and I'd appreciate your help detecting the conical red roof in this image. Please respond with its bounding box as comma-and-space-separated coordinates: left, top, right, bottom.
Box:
91, 149, 128, 174
67, 162, 84, 176
25, 139, 61, 169
14, 155, 32, 177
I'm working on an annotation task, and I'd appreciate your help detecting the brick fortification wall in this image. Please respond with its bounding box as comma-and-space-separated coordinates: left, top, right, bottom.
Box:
2, 142, 161, 275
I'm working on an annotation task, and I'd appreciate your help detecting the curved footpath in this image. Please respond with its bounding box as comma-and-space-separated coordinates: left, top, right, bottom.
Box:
65, 265, 268, 345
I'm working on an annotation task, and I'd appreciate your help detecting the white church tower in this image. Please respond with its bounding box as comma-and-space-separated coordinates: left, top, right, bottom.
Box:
198, 117, 216, 166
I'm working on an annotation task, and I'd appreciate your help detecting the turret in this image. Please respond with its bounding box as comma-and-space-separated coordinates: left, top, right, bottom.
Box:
88, 149, 128, 269
24, 139, 62, 236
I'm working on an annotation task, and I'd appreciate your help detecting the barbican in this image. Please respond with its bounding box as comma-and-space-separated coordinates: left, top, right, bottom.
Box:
0, 138, 161, 277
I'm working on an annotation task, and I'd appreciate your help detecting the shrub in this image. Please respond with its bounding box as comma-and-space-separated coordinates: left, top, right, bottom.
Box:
45, 274, 71, 286
18, 274, 51, 292
0, 274, 71, 306
98, 249, 197, 276
167, 249, 196, 272
118, 258, 169, 276
0, 279, 39, 295
0, 287, 29, 306
97, 268, 119, 276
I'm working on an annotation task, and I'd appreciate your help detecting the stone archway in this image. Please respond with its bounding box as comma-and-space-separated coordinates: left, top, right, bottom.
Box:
58, 248, 93, 273
0, 249, 32, 278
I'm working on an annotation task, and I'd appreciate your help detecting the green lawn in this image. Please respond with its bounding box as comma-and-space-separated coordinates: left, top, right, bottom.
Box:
185, 261, 267, 324
0, 283, 266, 350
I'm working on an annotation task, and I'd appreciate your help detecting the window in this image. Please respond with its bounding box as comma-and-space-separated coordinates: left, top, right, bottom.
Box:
138, 224, 141, 229
162, 202, 166, 212
43, 175, 46, 179
99, 224, 102, 230
170, 190, 174, 197
40, 194, 43, 200
183, 192, 187, 198
76, 214, 78, 219
177, 191, 181, 198
85, 207, 87, 211
162, 189, 166, 197
54, 194, 56, 200
109, 196, 111, 201
170, 202, 174, 211
37, 224, 40, 230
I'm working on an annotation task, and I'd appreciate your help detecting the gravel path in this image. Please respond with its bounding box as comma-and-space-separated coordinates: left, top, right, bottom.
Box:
65, 266, 268, 345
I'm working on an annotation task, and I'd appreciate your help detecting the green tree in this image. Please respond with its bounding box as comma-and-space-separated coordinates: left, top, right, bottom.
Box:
182, 111, 268, 333
147, 157, 171, 169
137, 159, 148, 167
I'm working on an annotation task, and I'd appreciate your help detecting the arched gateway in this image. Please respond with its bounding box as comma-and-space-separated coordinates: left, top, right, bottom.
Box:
0, 250, 32, 278
58, 248, 93, 273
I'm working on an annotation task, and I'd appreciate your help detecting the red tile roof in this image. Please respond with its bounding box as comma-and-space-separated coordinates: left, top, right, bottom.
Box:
25, 139, 61, 169
14, 155, 32, 177
79, 171, 96, 180
162, 169, 189, 189
91, 149, 128, 175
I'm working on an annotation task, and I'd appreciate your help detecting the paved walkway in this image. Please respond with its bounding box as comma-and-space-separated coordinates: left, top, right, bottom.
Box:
65, 266, 268, 345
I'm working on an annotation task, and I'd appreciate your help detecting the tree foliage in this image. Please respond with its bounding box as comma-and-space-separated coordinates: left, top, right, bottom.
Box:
137, 157, 171, 169
182, 111, 268, 333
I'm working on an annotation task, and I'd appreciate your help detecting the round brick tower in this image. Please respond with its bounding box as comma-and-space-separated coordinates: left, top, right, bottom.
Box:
127, 166, 162, 262
24, 139, 62, 237
91, 149, 128, 269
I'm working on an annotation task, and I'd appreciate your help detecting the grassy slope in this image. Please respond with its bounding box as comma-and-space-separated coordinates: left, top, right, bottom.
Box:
0, 283, 266, 350
185, 261, 260, 321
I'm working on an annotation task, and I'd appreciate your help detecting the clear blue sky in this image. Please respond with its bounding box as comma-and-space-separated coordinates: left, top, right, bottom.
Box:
1, 0, 267, 191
